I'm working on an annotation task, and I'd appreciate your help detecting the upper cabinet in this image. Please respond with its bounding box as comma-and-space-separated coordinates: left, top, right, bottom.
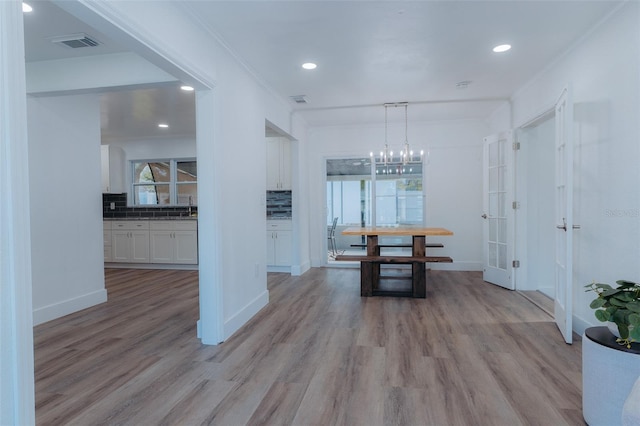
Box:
101, 145, 125, 193
266, 137, 291, 190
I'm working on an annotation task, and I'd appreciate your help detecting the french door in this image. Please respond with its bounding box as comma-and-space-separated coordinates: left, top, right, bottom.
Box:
482, 131, 515, 289
554, 86, 576, 344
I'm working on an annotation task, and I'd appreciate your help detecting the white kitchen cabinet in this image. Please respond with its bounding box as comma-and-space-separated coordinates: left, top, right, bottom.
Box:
111, 221, 150, 263
101, 145, 125, 193
150, 220, 198, 264
266, 137, 291, 190
103, 221, 112, 262
267, 220, 292, 266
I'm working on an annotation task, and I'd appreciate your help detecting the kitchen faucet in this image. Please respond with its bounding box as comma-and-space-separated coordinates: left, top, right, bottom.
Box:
188, 196, 193, 216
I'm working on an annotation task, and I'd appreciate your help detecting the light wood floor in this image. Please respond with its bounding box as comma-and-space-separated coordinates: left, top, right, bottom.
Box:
34, 268, 584, 425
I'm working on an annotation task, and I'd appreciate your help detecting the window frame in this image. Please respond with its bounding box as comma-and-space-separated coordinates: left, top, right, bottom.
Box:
131, 158, 197, 207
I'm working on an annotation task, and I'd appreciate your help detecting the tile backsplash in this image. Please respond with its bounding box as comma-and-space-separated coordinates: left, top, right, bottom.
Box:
266, 190, 292, 219
102, 193, 197, 218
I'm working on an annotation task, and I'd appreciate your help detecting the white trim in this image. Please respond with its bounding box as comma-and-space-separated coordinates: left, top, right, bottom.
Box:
291, 261, 311, 276
267, 266, 292, 273
105, 263, 198, 271
33, 290, 108, 326
66, 0, 216, 90
0, 1, 35, 424
223, 290, 269, 341
195, 89, 225, 345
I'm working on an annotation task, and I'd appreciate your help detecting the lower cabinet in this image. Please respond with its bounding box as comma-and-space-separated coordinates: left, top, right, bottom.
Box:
103, 221, 112, 262
150, 221, 198, 264
111, 221, 150, 263
267, 220, 292, 266
105, 219, 198, 266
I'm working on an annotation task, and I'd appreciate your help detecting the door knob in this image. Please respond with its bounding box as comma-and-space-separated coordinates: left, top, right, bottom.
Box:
557, 217, 567, 231
481, 214, 488, 219
556, 218, 580, 231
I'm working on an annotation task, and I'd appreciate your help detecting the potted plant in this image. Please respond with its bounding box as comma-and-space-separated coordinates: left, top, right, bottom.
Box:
585, 280, 640, 348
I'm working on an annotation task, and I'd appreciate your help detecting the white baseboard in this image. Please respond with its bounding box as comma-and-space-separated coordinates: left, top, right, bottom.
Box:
573, 314, 594, 336
291, 261, 311, 276
33, 289, 107, 325
105, 263, 198, 271
223, 289, 269, 340
266, 265, 291, 273
431, 261, 483, 271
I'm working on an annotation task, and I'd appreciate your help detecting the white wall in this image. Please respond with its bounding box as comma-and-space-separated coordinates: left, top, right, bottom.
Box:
307, 118, 489, 270
26, 52, 176, 94
70, 1, 305, 342
27, 93, 107, 325
510, 2, 640, 332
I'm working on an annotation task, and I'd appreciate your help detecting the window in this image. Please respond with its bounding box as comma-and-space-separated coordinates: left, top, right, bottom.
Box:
132, 159, 197, 206
326, 158, 423, 227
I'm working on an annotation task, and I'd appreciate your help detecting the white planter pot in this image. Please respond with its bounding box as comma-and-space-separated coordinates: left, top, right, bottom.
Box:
608, 321, 621, 338
583, 327, 640, 425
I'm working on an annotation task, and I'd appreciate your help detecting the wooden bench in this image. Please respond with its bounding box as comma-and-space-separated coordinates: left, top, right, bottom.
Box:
334, 254, 453, 297
349, 243, 445, 249
334, 255, 452, 263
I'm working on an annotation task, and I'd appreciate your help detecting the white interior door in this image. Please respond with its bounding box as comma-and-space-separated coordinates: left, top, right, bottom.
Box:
554, 86, 575, 344
482, 131, 514, 289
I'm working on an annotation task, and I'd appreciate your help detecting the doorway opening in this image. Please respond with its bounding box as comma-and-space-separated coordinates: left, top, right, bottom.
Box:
325, 157, 424, 264
518, 115, 556, 299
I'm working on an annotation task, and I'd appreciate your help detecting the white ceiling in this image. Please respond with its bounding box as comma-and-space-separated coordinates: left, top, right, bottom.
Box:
23, 1, 622, 137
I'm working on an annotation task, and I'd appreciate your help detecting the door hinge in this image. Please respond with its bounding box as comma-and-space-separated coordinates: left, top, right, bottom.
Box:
512, 201, 520, 209
512, 260, 520, 268
513, 142, 521, 150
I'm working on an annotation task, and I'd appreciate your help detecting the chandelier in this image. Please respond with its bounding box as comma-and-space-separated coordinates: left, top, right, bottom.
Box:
370, 102, 423, 175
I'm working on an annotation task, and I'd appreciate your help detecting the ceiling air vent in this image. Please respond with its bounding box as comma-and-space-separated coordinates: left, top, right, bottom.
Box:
290, 95, 309, 104
50, 33, 101, 49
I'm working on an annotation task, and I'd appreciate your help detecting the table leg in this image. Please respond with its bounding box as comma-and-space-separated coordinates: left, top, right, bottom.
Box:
412, 261, 426, 298
412, 236, 425, 256
361, 261, 373, 297
413, 236, 426, 298
367, 235, 380, 290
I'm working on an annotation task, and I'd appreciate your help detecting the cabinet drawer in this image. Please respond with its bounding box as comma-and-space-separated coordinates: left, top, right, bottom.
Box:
149, 220, 197, 231
111, 220, 150, 230
267, 220, 292, 231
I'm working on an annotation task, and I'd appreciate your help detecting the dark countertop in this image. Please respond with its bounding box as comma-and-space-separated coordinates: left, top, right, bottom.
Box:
104, 216, 198, 221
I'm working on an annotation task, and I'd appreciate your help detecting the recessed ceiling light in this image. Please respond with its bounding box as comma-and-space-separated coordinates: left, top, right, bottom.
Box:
493, 44, 512, 53
180, 85, 194, 91
302, 62, 317, 70
22, 3, 33, 12
158, 123, 169, 128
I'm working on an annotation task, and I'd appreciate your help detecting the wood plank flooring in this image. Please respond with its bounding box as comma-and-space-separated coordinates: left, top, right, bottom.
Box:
34, 268, 584, 425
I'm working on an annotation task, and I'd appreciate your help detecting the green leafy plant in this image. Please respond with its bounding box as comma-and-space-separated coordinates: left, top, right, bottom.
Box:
585, 280, 640, 349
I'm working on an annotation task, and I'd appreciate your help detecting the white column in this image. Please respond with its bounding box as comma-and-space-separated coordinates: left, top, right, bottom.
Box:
0, 0, 36, 424
196, 89, 224, 344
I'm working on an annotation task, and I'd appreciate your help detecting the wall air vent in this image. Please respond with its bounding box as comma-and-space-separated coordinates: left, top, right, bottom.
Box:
289, 95, 309, 104
50, 33, 101, 49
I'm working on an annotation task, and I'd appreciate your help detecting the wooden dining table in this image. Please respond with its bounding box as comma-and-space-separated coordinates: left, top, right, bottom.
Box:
336, 226, 454, 297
